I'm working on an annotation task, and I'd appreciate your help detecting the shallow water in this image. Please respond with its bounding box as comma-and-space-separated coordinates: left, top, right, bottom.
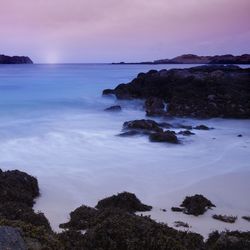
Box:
0, 63, 250, 234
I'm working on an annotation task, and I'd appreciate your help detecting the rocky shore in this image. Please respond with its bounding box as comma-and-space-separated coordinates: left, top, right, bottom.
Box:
112, 54, 250, 65
103, 65, 250, 118
0, 168, 250, 249
0, 54, 33, 64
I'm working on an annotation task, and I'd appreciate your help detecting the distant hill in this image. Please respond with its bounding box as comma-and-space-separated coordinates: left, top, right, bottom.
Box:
112, 54, 250, 65
0, 54, 33, 64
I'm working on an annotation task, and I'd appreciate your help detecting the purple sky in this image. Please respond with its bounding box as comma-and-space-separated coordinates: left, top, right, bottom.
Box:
0, 0, 249, 63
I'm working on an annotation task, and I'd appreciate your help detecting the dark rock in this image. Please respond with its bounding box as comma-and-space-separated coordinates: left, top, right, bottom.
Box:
145, 97, 165, 116
161, 209, 167, 212
0, 54, 33, 64
118, 130, 150, 137
212, 214, 237, 223
149, 130, 179, 144
104, 105, 122, 112
180, 194, 215, 216
194, 125, 210, 130
178, 130, 195, 136
60, 205, 98, 230
158, 122, 173, 128
206, 231, 250, 250
102, 89, 114, 95
238, 134, 243, 137
123, 119, 163, 132
103, 65, 250, 118
0, 169, 39, 207
0, 226, 27, 250
95, 192, 152, 213
60, 206, 204, 250
242, 216, 250, 222
0, 202, 51, 230
171, 207, 184, 212
174, 221, 190, 228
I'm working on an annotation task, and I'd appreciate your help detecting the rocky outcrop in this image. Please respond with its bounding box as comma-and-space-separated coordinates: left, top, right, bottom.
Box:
112, 54, 250, 65
103, 65, 250, 118
212, 214, 237, 223
0, 54, 33, 64
95, 192, 152, 213
180, 194, 215, 216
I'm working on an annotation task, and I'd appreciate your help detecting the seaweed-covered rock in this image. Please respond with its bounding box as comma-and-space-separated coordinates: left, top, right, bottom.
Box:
123, 119, 163, 132
206, 231, 250, 250
60, 205, 98, 230
104, 105, 122, 112
149, 130, 179, 144
0, 219, 62, 250
181, 194, 215, 216
0, 169, 39, 206
60, 207, 204, 250
0, 202, 51, 230
96, 192, 152, 213
145, 97, 165, 116
0, 226, 27, 250
212, 214, 237, 223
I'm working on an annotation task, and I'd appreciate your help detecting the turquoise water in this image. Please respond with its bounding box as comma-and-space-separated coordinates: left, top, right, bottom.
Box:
0, 63, 249, 233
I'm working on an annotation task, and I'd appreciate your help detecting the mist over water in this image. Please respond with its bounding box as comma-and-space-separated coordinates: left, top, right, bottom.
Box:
0, 64, 249, 233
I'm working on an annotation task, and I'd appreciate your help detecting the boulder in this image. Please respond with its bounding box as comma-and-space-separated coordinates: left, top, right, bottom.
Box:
0, 226, 27, 250
0, 169, 39, 206
95, 192, 152, 213
171, 207, 184, 212
194, 125, 210, 130
180, 194, 215, 216
149, 130, 179, 144
242, 216, 250, 222
123, 119, 163, 132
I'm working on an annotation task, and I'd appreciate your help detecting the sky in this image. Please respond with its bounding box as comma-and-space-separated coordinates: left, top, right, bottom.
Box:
0, 0, 249, 63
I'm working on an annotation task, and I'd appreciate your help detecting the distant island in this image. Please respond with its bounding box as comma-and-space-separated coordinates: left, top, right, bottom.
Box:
0, 54, 33, 64
112, 54, 250, 65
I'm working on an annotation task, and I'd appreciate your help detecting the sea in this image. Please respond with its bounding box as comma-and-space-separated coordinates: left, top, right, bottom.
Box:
0, 63, 249, 234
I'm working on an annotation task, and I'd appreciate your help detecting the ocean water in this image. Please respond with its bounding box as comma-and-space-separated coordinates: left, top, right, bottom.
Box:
0, 63, 250, 234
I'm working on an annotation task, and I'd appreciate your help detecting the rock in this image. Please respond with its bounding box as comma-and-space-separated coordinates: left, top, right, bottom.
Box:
171, 207, 184, 212
180, 194, 215, 216
145, 97, 165, 116
242, 216, 250, 222
123, 119, 163, 132
103, 65, 250, 118
0, 169, 39, 207
194, 125, 210, 130
95, 192, 152, 213
104, 105, 122, 112
0, 202, 51, 230
0, 54, 33, 64
60, 205, 98, 230
238, 134, 243, 137
60, 205, 204, 250
174, 221, 190, 228
158, 122, 173, 128
118, 130, 150, 137
0, 226, 27, 250
206, 231, 250, 250
178, 130, 195, 136
212, 214, 237, 223
149, 130, 179, 144
102, 89, 114, 95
